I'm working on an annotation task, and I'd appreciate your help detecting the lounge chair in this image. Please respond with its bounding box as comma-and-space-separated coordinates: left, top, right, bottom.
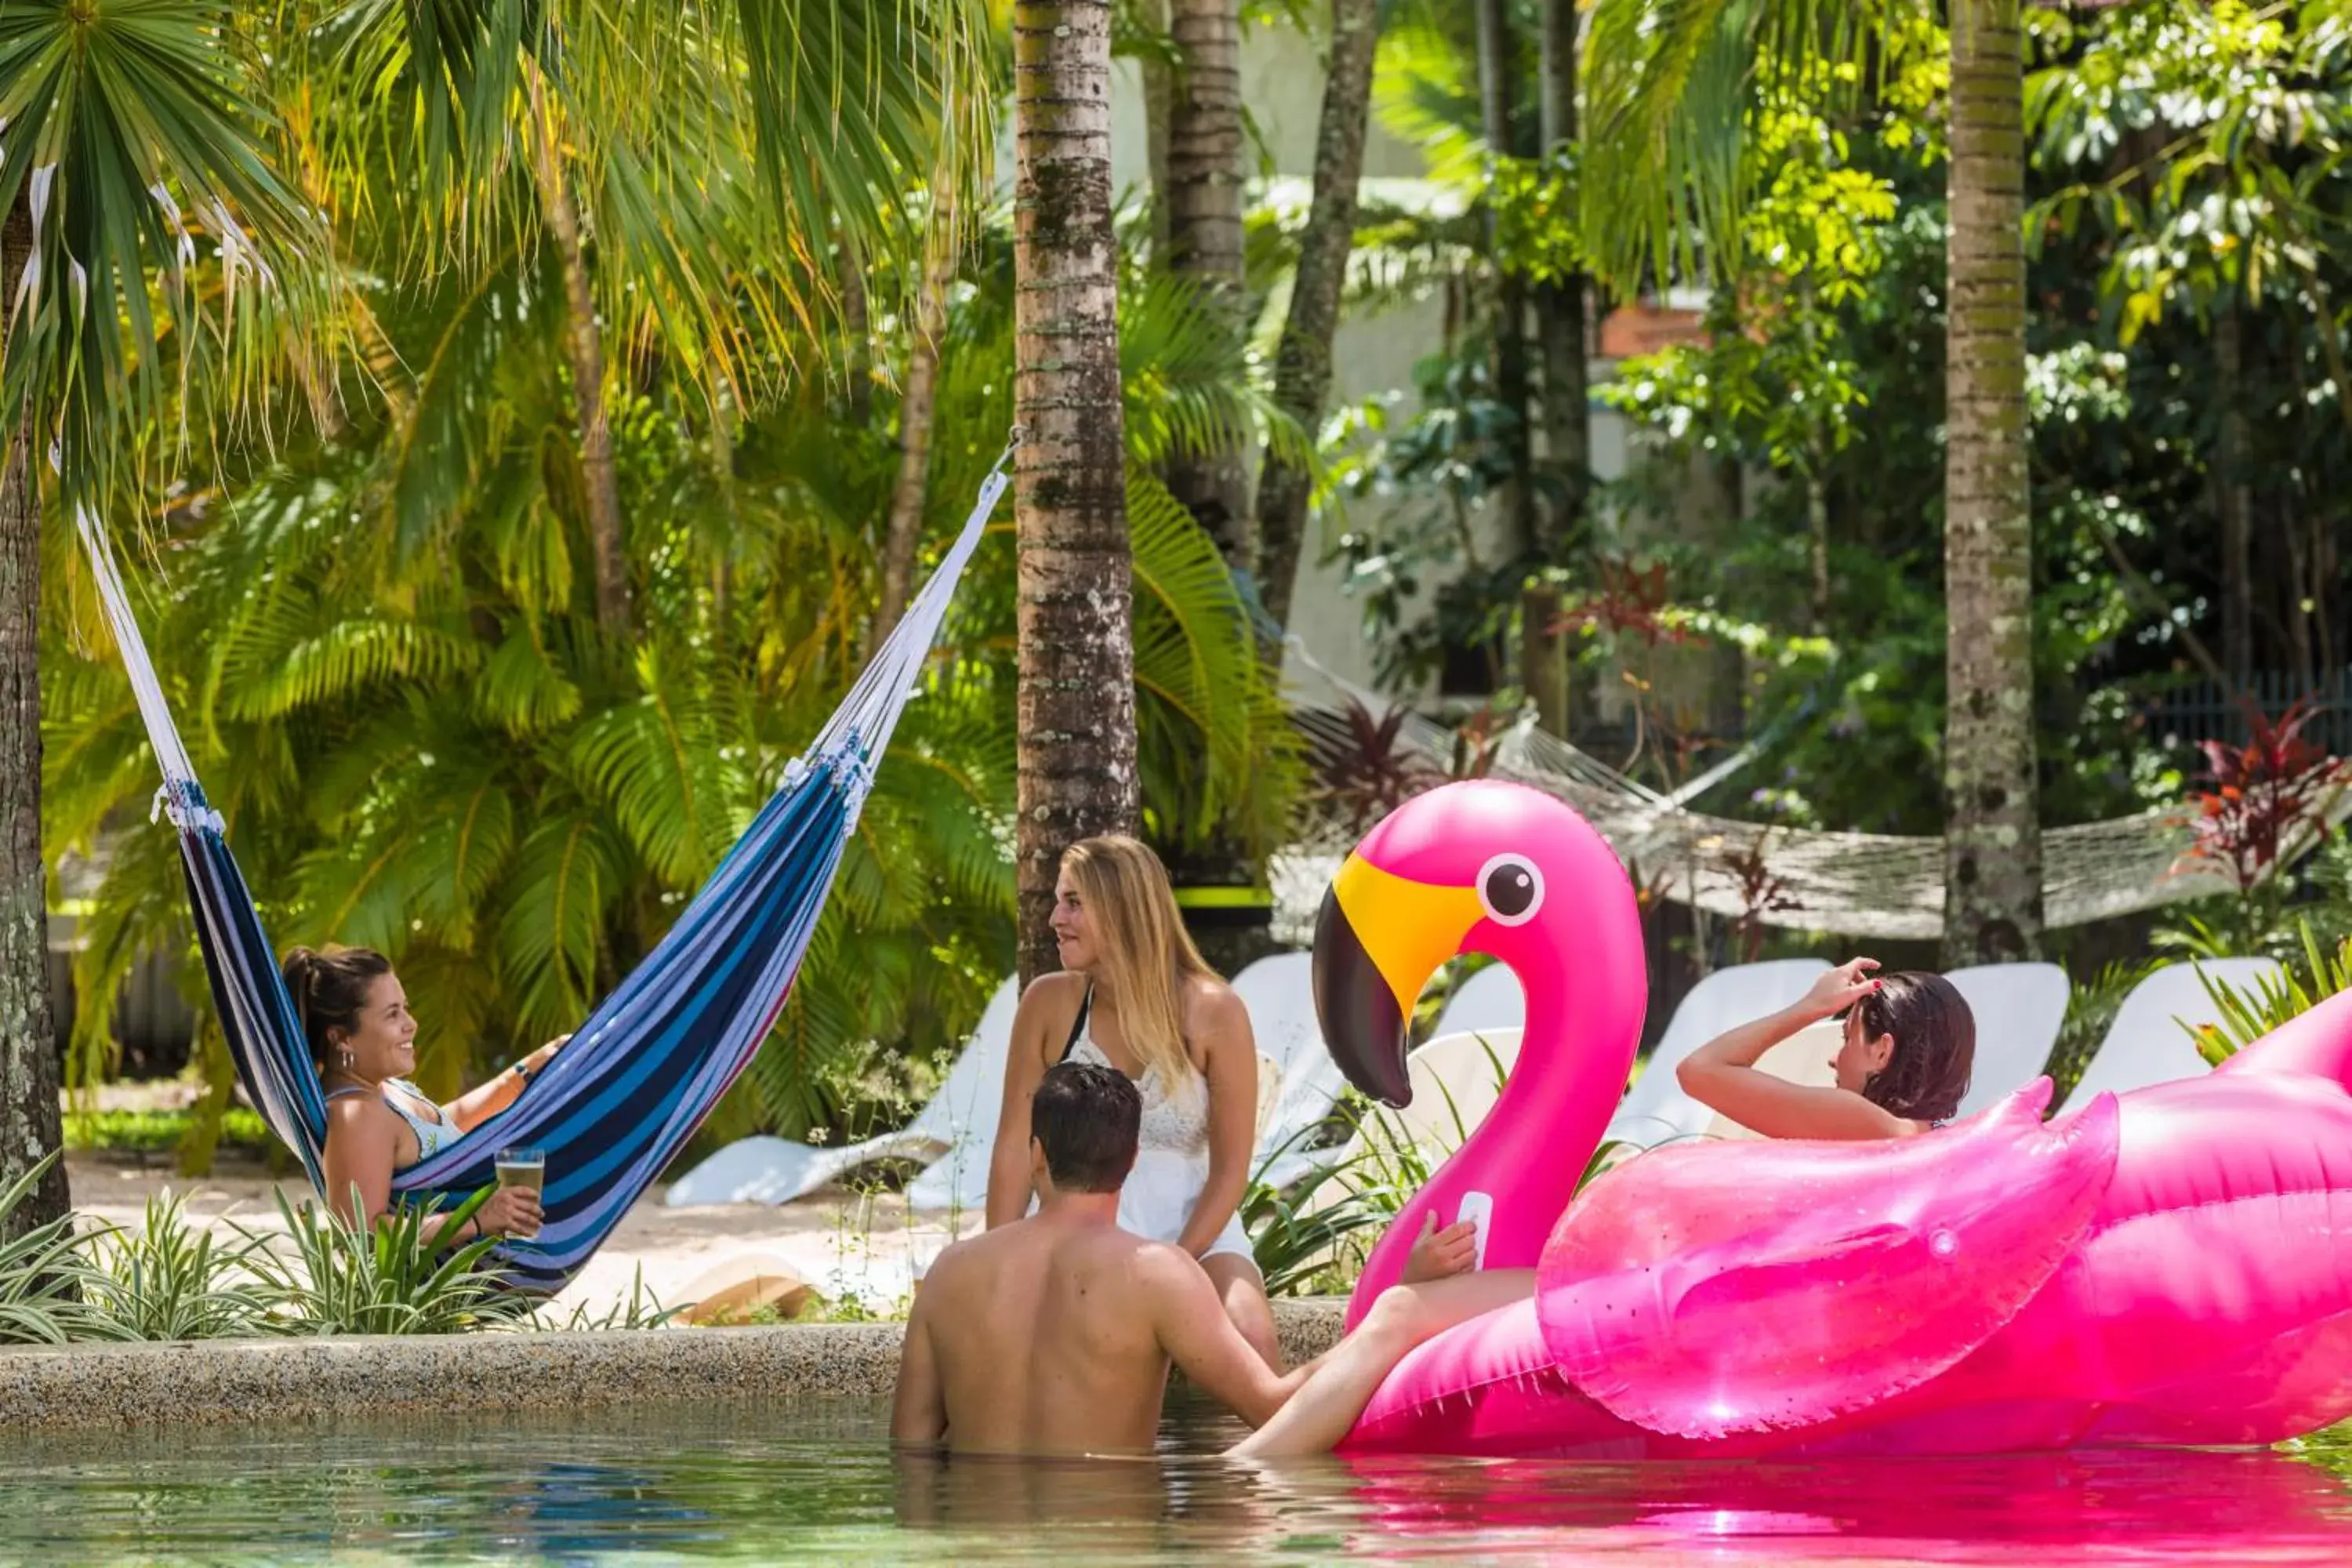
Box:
2058, 956, 2285, 1112
666, 977, 1019, 1208
1384, 1027, 1523, 1158
1945, 961, 2073, 1115
1234, 952, 1352, 1189
1604, 958, 1834, 1147
1432, 962, 1525, 1038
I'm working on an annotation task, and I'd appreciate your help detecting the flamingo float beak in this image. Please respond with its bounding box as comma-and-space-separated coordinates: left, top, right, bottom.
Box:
1312, 851, 1486, 1107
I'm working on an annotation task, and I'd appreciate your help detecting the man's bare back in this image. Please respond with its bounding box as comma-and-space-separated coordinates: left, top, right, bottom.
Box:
893, 1060, 1508, 1460
896, 1206, 1290, 1456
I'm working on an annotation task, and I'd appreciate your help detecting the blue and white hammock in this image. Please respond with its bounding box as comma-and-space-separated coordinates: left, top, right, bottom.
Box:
79, 440, 1015, 1290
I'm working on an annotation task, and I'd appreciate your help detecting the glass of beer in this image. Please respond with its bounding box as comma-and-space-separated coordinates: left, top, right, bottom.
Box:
495, 1146, 546, 1194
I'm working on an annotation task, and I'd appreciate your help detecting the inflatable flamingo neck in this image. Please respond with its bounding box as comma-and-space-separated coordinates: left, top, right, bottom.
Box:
1316, 780, 1647, 1328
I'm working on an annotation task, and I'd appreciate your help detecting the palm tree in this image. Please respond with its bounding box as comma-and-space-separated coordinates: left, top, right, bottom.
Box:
0, 0, 337, 1229
1581, 0, 2045, 963
1258, 0, 1382, 630
1011, 0, 1138, 985
1941, 0, 2040, 963
6, 0, 1001, 1175
0, 197, 59, 1232
1163, 0, 1253, 573
44, 196, 1290, 1159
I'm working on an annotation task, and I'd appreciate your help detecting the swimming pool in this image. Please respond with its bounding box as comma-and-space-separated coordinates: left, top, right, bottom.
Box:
5, 1399, 2351, 1564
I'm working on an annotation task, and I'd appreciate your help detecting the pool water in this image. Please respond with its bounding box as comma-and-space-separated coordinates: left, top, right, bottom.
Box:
6, 1399, 2352, 1565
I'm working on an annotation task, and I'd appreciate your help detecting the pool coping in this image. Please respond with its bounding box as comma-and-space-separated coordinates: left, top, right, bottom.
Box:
0, 1299, 1349, 1432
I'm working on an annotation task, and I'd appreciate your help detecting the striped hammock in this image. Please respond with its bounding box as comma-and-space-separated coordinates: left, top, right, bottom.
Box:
79, 439, 1015, 1290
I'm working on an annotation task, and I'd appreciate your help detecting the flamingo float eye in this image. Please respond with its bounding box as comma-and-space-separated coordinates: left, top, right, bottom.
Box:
1477, 854, 1544, 927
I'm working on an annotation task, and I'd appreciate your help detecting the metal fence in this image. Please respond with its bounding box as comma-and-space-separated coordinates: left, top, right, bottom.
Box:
2142, 666, 2352, 757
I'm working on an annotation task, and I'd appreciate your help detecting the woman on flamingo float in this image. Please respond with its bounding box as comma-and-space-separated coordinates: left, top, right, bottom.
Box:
1403, 956, 1976, 1282
283, 945, 566, 1244
984, 836, 1279, 1367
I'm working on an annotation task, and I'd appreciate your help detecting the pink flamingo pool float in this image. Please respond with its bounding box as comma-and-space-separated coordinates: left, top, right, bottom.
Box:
1314, 780, 2352, 1457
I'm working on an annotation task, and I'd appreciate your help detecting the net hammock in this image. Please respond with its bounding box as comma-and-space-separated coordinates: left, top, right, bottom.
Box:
1271, 646, 2347, 945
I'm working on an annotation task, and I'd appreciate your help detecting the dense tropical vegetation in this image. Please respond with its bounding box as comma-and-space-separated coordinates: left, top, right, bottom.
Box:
5, 0, 2352, 1216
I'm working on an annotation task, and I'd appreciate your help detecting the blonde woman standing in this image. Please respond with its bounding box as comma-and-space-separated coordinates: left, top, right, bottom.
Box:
985, 836, 1279, 1367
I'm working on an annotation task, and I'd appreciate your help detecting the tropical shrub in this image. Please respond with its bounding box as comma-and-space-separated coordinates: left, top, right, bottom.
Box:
78, 1193, 279, 1342
240, 1189, 540, 1337
2192, 924, 2352, 1065
0, 1158, 116, 1346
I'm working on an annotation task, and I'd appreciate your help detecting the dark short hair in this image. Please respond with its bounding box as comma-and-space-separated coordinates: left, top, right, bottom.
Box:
1854, 971, 1976, 1122
1031, 1062, 1140, 1193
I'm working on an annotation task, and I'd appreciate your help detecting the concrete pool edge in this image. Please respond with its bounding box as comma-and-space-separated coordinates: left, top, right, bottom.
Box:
0, 1299, 1348, 1431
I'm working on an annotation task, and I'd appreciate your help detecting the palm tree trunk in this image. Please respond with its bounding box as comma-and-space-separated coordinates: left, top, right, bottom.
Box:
1941, 0, 2043, 965
526, 65, 631, 639
0, 196, 68, 1234
1525, 0, 1586, 735
1258, 0, 1380, 630
1475, 0, 1534, 554
1014, 0, 1139, 985
1534, 0, 1588, 562
2215, 301, 2253, 690
1163, 0, 1254, 574
874, 198, 957, 645
1140, 0, 1175, 256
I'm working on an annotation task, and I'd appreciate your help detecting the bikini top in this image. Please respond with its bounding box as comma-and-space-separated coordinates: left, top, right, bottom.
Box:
324, 1078, 460, 1166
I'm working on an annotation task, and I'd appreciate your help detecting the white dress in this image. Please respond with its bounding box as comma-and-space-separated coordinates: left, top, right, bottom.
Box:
1057, 992, 1254, 1263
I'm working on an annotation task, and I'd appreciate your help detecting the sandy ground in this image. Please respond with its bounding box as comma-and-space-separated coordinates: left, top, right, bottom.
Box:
63, 1153, 975, 1320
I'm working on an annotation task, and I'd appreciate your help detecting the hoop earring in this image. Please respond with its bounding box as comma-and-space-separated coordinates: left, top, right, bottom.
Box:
336, 1048, 357, 1073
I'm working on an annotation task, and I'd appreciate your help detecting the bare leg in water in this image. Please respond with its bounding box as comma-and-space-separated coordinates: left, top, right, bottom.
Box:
1227, 1269, 1536, 1460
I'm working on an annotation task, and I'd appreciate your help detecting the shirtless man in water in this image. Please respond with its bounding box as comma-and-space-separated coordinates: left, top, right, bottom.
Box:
893, 1062, 1502, 1459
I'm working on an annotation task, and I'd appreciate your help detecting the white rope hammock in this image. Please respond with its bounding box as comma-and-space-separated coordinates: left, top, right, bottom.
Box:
1272, 648, 2341, 943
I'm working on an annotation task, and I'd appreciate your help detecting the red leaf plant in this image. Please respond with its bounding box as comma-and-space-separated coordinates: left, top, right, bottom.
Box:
2177, 695, 2351, 895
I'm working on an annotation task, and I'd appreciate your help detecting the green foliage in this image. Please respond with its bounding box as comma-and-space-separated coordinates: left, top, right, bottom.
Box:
1245, 1037, 1631, 1297
63, 1108, 276, 1158
79, 1193, 280, 1342
242, 1187, 541, 1336
0, 1156, 119, 1346
2045, 958, 2161, 1107
2190, 923, 2352, 1064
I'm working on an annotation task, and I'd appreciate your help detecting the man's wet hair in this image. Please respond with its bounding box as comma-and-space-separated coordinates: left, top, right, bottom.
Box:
1031, 1062, 1141, 1193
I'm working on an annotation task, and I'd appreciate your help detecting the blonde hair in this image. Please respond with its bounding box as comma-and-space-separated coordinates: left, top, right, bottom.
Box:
1060, 836, 1215, 1087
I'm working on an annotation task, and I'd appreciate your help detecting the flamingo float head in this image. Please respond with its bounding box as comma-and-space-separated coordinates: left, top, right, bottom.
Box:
1312, 779, 1645, 1108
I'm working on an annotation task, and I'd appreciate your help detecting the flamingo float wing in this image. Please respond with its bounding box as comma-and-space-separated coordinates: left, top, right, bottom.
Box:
1536, 1084, 2122, 1439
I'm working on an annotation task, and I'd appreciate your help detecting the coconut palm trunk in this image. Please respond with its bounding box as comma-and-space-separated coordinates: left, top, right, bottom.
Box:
1014, 0, 1139, 985
1163, 0, 1254, 574
0, 198, 67, 1233
526, 64, 632, 639
1523, 0, 1588, 734
1259, 0, 1381, 630
1475, 0, 1535, 552
873, 197, 958, 645
1942, 0, 2043, 964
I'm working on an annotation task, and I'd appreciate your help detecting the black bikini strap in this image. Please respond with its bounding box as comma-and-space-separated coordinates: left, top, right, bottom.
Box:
1058, 984, 1094, 1063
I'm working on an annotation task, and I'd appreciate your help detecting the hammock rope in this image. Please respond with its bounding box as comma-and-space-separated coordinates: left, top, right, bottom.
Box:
1273, 646, 2347, 944
78, 434, 1018, 1290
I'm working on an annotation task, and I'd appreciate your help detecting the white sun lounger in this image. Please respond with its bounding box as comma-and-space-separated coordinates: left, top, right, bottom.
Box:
1603, 958, 1834, 1149
1946, 961, 2074, 1115
2058, 956, 2285, 1112
1432, 962, 1526, 1039
1232, 952, 1353, 1190
666, 976, 1020, 1209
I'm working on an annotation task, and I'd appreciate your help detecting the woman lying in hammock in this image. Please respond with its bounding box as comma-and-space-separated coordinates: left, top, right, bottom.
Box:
281, 946, 568, 1246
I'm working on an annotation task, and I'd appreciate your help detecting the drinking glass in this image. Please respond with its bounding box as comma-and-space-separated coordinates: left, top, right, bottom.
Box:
495, 1146, 547, 1194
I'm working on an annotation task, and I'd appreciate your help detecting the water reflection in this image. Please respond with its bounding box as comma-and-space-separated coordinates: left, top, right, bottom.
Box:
2, 1399, 2350, 1565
